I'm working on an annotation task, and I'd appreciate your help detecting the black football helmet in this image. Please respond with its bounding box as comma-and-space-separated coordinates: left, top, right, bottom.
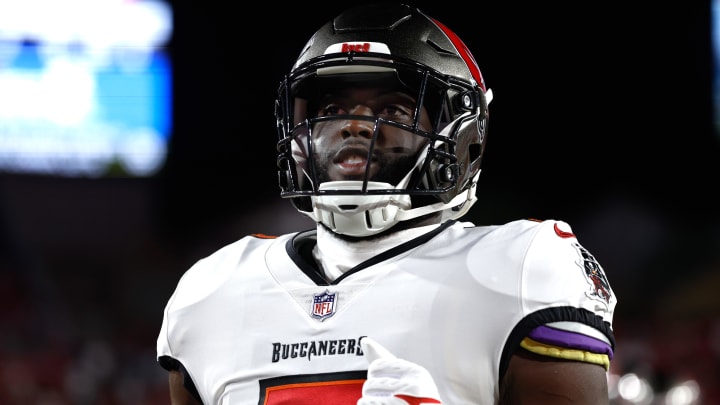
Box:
275, 3, 492, 236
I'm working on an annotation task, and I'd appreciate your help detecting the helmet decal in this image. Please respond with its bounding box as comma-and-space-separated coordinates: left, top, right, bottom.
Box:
324, 42, 391, 55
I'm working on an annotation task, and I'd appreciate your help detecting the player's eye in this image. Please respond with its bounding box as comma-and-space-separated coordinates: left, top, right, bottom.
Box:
318, 104, 344, 116
379, 104, 413, 123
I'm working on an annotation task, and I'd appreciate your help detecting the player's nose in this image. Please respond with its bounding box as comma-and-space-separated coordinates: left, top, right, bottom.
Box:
341, 105, 375, 139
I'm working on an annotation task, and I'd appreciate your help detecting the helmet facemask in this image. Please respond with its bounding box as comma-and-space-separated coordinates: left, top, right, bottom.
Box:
276, 51, 487, 237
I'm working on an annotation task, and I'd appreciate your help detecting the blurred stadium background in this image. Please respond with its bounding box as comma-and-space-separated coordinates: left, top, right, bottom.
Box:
0, 1, 718, 404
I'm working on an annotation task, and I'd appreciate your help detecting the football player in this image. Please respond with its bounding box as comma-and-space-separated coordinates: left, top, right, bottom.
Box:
157, 3, 617, 404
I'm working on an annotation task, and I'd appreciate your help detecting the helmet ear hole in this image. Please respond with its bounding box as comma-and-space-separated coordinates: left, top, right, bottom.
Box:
452, 91, 475, 112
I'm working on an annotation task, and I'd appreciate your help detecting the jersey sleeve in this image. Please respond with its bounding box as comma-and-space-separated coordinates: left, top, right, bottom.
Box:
156, 251, 222, 366
156, 236, 262, 366
505, 219, 617, 373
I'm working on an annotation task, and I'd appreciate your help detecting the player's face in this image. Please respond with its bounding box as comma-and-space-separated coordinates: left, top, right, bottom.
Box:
309, 87, 431, 185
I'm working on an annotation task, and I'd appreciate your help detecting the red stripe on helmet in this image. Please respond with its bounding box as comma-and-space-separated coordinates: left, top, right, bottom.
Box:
431, 18, 486, 92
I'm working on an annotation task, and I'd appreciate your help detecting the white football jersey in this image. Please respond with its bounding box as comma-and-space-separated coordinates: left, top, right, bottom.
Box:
157, 219, 617, 404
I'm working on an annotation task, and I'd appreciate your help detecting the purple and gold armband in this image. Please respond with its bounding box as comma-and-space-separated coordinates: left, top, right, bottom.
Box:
520, 324, 613, 370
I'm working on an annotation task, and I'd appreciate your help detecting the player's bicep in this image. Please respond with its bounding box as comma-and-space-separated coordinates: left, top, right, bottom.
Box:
499, 348, 609, 405
169, 370, 203, 405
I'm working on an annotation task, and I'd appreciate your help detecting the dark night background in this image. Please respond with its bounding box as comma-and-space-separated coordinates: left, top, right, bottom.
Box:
0, 1, 718, 403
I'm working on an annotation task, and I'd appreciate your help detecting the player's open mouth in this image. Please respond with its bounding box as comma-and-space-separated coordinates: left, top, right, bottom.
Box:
335, 155, 369, 175
333, 147, 375, 176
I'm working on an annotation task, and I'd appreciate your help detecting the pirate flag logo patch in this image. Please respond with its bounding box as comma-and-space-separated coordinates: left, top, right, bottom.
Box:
573, 242, 612, 305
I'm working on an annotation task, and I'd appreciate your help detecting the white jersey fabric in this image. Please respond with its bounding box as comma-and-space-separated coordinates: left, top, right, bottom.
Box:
157, 219, 617, 405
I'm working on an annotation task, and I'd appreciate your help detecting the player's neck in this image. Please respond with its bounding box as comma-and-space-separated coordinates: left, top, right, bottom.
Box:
313, 217, 443, 281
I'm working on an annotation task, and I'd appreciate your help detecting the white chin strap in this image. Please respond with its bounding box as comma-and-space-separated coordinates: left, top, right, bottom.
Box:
303, 172, 480, 237
305, 181, 410, 237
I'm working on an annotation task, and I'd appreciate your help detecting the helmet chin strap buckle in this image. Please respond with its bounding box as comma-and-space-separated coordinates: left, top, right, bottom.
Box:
307, 181, 412, 237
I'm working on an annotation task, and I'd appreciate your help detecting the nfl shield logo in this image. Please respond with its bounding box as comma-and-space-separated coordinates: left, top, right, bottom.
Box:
311, 290, 337, 321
